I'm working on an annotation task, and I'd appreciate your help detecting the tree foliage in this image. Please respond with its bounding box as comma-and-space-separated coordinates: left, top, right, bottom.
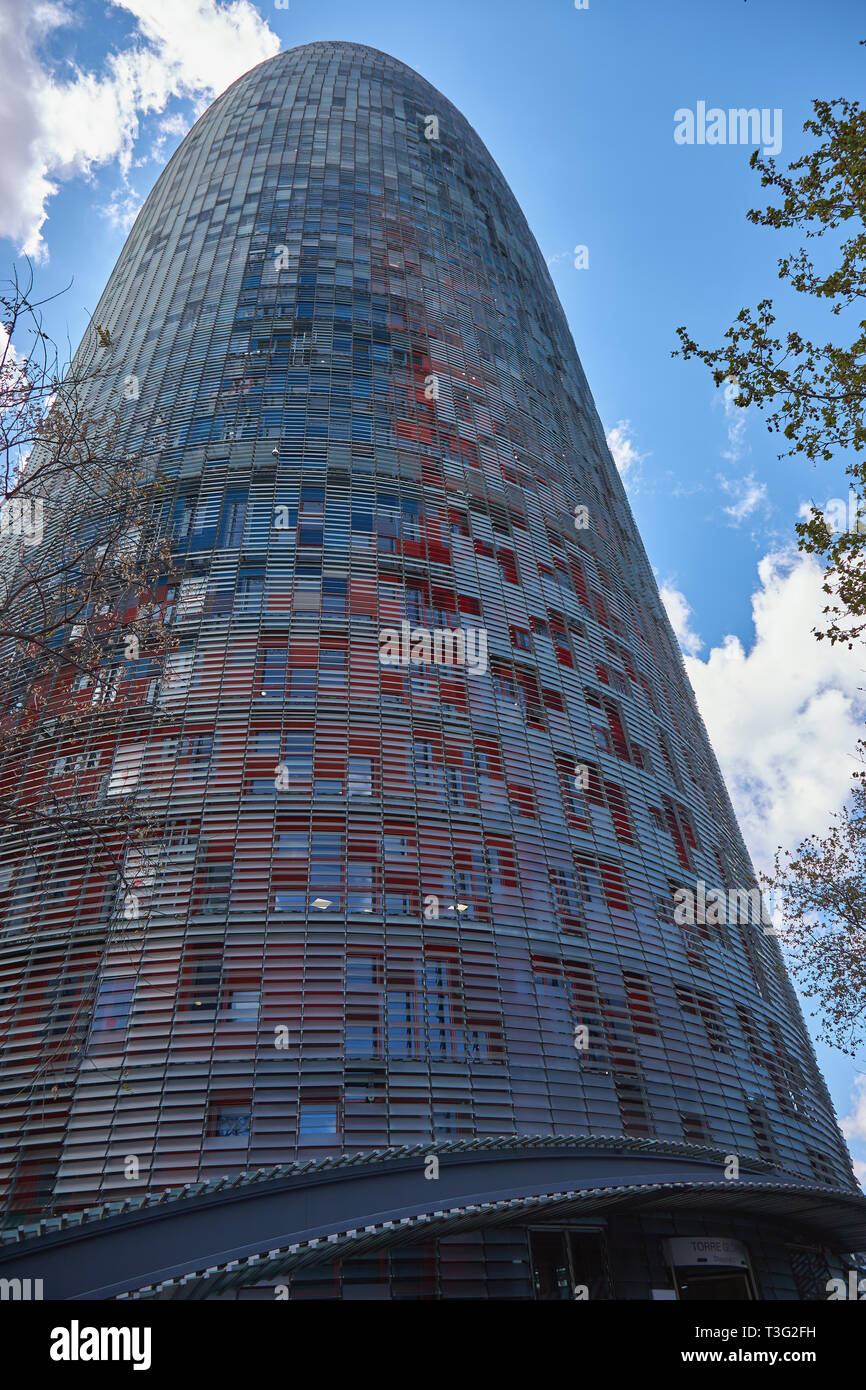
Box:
0, 265, 177, 1024
675, 83, 866, 644
770, 752, 866, 1055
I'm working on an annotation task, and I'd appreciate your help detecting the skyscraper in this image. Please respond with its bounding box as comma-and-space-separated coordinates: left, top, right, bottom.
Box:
1, 41, 864, 1301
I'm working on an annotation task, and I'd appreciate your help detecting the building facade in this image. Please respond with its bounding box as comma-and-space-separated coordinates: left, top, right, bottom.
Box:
1, 41, 864, 1300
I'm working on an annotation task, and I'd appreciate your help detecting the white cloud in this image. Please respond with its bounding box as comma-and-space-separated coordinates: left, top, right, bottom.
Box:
0, 0, 280, 255
100, 189, 143, 232
838, 1076, 866, 1192
841, 1076, 866, 1144
711, 377, 765, 523
148, 110, 191, 163
672, 548, 866, 872
159, 112, 190, 137
660, 581, 703, 657
720, 373, 749, 465
671, 546, 866, 1188
717, 469, 770, 525
605, 419, 647, 482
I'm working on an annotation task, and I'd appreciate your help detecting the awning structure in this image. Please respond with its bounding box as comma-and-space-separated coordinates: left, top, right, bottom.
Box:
2, 1136, 865, 1300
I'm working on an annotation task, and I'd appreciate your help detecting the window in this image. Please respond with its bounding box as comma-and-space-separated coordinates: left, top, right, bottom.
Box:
590, 715, 614, 755
293, 575, 321, 613
52, 750, 101, 777
574, 857, 604, 909
91, 665, 121, 706
217, 489, 247, 547
664, 888, 707, 967
766, 1019, 806, 1116
184, 949, 222, 1013
228, 989, 260, 1022
385, 990, 415, 1059
299, 1098, 339, 1137
319, 648, 346, 689
616, 1076, 653, 1136
282, 731, 313, 785
552, 867, 583, 919
623, 971, 657, 1036
662, 797, 695, 870
89, 978, 135, 1041
169, 495, 194, 543
289, 667, 316, 698
447, 868, 475, 918
497, 549, 519, 584
631, 741, 652, 771
746, 1095, 775, 1161
260, 648, 286, 698
474, 746, 505, 805
445, 765, 466, 808
199, 863, 231, 912
277, 831, 308, 857
236, 572, 264, 613
345, 1023, 378, 1058
347, 863, 375, 913
402, 498, 421, 541
604, 780, 634, 842
182, 733, 215, 778
273, 503, 297, 533
273, 890, 306, 913
298, 488, 324, 545
322, 576, 347, 617
348, 756, 373, 796
107, 744, 144, 797
676, 985, 727, 1053
347, 954, 381, 987
176, 577, 207, 618
433, 1109, 473, 1137
211, 1106, 251, 1138
412, 739, 438, 790
585, 689, 631, 761
308, 833, 343, 911
554, 559, 572, 590
597, 661, 629, 696
557, 754, 588, 821
249, 778, 278, 797
807, 1149, 836, 1186
43, 973, 87, 1039
681, 1112, 709, 1144
484, 843, 505, 892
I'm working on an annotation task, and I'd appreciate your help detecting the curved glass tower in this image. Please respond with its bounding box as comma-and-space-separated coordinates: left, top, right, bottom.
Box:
1, 41, 864, 1302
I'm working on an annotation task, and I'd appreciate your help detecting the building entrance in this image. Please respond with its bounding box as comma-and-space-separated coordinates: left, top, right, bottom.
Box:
666, 1237, 757, 1300
529, 1228, 609, 1300
675, 1269, 755, 1300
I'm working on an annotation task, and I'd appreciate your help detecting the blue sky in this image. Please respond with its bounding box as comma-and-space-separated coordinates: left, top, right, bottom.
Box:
2, 0, 865, 1173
